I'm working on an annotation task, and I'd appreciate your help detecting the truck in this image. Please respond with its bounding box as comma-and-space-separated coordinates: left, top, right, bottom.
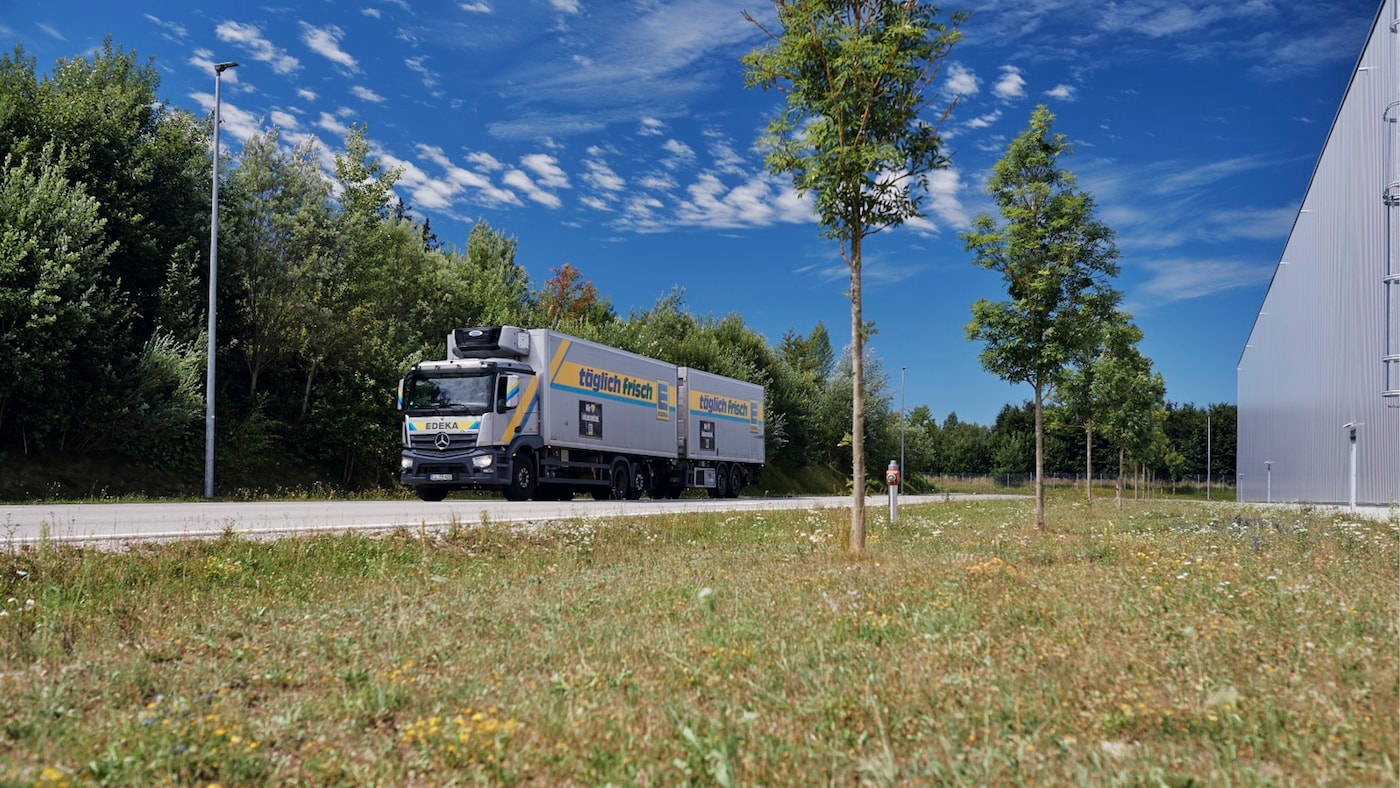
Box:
397, 326, 765, 502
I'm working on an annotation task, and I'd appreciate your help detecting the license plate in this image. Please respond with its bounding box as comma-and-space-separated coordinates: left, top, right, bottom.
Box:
428, 473, 453, 481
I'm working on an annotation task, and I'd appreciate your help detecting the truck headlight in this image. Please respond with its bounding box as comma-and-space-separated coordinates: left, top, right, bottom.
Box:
471, 455, 494, 469
401, 457, 413, 470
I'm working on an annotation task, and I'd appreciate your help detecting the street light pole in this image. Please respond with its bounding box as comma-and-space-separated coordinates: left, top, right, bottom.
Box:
1205, 408, 1211, 502
204, 61, 239, 500
899, 366, 907, 495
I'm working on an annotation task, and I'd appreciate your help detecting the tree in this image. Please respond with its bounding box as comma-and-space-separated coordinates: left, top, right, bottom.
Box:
743, 0, 965, 553
0, 144, 114, 446
1091, 323, 1166, 508
223, 129, 333, 399
964, 105, 1121, 530
540, 262, 610, 327
1054, 309, 1135, 506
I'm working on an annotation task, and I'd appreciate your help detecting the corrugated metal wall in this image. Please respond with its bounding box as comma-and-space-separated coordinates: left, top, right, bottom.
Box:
1237, 0, 1400, 506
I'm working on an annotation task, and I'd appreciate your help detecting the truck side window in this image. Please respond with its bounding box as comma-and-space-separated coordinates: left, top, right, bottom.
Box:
496, 377, 510, 413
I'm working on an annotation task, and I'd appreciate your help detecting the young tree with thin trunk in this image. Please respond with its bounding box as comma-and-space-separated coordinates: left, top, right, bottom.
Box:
1091, 325, 1166, 509
1053, 309, 1133, 508
964, 105, 1121, 530
743, 0, 965, 553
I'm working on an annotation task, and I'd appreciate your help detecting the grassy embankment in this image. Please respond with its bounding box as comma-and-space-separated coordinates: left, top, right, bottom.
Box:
2, 496, 1395, 785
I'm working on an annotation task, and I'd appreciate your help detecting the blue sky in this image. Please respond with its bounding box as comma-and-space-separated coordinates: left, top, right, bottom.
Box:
0, 0, 1378, 426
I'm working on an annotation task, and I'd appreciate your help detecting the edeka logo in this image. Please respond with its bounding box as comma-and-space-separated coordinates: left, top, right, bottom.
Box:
563, 362, 656, 403
695, 393, 749, 418
407, 417, 480, 432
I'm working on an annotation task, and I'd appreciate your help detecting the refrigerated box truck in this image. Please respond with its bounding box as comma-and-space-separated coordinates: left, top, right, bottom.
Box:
397, 326, 764, 501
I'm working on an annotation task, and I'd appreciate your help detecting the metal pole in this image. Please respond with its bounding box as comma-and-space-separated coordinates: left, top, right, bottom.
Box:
205, 61, 238, 500
1205, 409, 1211, 502
1265, 461, 1272, 504
1348, 426, 1358, 513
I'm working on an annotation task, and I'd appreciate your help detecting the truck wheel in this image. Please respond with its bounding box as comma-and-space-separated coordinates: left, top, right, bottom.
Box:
609, 459, 631, 500
712, 463, 730, 499
503, 454, 537, 501
728, 465, 743, 498
416, 486, 449, 502
627, 463, 647, 500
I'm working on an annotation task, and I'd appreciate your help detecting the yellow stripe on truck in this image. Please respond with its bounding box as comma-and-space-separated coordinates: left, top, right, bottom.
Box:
498, 373, 540, 444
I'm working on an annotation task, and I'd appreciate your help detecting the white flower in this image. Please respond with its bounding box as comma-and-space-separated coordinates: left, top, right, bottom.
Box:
697, 587, 713, 601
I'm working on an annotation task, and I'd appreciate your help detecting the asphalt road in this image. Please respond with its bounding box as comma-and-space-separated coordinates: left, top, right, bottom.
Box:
0, 493, 993, 548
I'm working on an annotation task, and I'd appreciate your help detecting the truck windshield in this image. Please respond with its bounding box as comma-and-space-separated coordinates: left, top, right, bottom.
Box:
405, 372, 494, 415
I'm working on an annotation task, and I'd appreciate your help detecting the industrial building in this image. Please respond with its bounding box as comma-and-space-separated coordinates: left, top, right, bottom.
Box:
1237, 0, 1400, 506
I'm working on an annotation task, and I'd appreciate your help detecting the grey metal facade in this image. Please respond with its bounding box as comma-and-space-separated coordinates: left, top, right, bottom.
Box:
1237, 0, 1400, 506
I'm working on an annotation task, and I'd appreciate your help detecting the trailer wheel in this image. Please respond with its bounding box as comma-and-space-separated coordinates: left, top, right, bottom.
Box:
728, 464, 743, 498
416, 486, 449, 502
628, 463, 647, 500
503, 453, 537, 501
711, 463, 730, 499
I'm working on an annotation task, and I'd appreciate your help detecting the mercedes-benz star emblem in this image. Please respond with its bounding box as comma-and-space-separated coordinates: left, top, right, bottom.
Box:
434, 432, 452, 451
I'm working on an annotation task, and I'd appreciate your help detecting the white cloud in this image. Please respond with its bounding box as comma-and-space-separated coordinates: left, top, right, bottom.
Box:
963, 110, 1002, 130
467, 151, 505, 171
520, 153, 570, 189
1045, 83, 1077, 101
637, 172, 677, 192
504, 168, 564, 208
1135, 258, 1270, 304
583, 159, 625, 192
945, 62, 978, 97
36, 23, 64, 41
405, 57, 439, 91
672, 173, 812, 229
188, 51, 243, 84
548, 0, 581, 13
638, 117, 666, 136
922, 167, 970, 231
316, 112, 347, 136
188, 92, 259, 145
362, 8, 382, 19
662, 139, 695, 167
993, 65, 1026, 100
145, 14, 187, 41
351, 85, 385, 103
217, 21, 301, 75
301, 23, 358, 72
297, 88, 318, 102
270, 110, 299, 129
1153, 155, 1265, 196
459, 2, 492, 11
407, 145, 522, 208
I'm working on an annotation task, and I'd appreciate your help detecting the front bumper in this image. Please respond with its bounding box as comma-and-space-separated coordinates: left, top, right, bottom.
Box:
400, 448, 509, 488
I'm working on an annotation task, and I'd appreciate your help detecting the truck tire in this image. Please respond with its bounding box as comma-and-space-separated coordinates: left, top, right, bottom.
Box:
728, 464, 742, 498
711, 463, 730, 499
503, 453, 537, 501
416, 486, 449, 502
609, 459, 631, 500
627, 463, 647, 500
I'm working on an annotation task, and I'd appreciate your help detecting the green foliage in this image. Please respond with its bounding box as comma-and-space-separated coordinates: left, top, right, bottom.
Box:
964, 105, 1122, 527
0, 143, 114, 445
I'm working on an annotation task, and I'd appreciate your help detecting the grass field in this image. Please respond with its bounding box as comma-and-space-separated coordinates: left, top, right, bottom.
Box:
1, 496, 1395, 785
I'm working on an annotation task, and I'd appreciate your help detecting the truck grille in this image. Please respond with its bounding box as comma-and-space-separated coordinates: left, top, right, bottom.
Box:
410, 432, 477, 451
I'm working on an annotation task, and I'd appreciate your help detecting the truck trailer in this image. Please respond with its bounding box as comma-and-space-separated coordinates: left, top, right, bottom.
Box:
397, 326, 765, 501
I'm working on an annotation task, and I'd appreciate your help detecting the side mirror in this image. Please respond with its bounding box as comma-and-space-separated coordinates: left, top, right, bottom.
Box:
396, 378, 405, 412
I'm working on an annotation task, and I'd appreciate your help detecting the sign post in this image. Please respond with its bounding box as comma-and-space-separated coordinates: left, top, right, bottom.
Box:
886, 460, 900, 525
